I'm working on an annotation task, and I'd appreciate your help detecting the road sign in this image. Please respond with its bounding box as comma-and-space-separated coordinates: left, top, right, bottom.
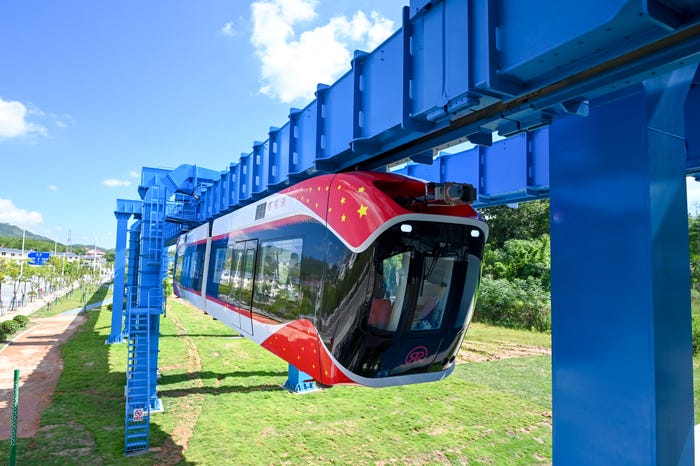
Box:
28, 252, 50, 265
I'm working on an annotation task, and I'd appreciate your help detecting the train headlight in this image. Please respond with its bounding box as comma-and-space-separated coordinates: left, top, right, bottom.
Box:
400, 224, 413, 233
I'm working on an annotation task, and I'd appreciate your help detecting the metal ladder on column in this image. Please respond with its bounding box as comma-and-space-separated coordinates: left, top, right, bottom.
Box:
124, 184, 165, 453
124, 305, 151, 453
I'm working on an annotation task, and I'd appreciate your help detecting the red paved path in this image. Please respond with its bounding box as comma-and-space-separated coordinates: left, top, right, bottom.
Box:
0, 314, 87, 439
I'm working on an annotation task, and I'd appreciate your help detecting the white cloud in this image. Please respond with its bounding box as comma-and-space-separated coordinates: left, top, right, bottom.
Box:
250, 0, 396, 103
0, 97, 47, 139
0, 198, 43, 226
102, 178, 132, 187
220, 22, 238, 37
129, 170, 140, 179
48, 185, 58, 191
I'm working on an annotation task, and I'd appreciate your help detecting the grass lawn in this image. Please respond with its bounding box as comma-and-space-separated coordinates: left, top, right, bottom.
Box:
0, 299, 553, 465
31, 283, 112, 318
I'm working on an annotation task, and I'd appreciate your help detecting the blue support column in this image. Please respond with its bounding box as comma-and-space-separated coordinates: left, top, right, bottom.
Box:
549, 69, 695, 465
283, 364, 318, 394
106, 212, 130, 344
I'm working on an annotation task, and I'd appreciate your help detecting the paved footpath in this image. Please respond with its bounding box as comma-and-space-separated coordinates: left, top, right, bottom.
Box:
0, 286, 74, 324
0, 313, 88, 439
0, 286, 87, 440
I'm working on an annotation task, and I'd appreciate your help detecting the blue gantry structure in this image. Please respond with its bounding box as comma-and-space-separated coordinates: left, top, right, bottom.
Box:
110, 0, 700, 462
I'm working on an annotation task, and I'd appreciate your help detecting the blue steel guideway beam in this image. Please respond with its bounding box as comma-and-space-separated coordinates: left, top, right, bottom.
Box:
395, 128, 551, 206
187, 0, 700, 223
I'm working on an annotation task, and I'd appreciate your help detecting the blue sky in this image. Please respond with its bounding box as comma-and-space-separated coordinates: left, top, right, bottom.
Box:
0, 0, 407, 247
0, 0, 698, 248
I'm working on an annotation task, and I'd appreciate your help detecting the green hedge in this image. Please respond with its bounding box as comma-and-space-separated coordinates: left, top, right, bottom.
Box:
0, 320, 20, 340
13, 314, 29, 328
474, 275, 551, 332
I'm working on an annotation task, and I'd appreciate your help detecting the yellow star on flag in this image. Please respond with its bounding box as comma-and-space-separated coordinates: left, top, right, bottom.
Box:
357, 204, 368, 218
341, 214, 347, 222
340, 197, 346, 205
358, 186, 366, 193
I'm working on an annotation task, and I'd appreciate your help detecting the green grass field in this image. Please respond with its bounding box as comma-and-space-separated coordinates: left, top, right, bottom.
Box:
31, 283, 112, 318
0, 299, 553, 465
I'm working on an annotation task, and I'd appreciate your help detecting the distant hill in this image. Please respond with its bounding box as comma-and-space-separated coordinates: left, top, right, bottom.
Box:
0, 223, 56, 243
0, 223, 114, 254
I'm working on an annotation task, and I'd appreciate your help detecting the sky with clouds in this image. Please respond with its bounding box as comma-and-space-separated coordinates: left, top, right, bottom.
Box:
0, 0, 698, 248
0, 0, 406, 247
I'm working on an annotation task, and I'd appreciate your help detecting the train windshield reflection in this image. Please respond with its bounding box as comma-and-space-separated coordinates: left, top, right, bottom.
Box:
369, 252, 410, 332
411, 257, 453, 331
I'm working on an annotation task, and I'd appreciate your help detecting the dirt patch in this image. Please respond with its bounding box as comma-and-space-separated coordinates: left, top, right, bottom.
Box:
0, 314, 88, 439
155, 306, 205, 464
457, 340, 550, 363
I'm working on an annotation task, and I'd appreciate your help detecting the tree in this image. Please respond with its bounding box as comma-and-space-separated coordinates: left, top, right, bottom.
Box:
689, 214, 700, 291
104, 250, 116, 263
483, 235, 551, 289
480, 199, 550, 248
0, 259, 20, 309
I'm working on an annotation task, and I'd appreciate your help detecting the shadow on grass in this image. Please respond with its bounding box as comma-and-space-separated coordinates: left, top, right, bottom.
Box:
85, 283, 110, 307
158, 383, 284, 397
159, 370, 287, 385
0, 310, 194, 465
160, 333, 243, 338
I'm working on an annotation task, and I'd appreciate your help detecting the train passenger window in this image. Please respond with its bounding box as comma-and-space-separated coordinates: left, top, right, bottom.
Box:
191, 244, 206, 291
174, 249, 184, 283
210, 246, 227, 284
257, 238, 303, 306
369, 252, 410, 332
410, 257, 454, 331
214, 244, 234, 294
240, 247, 256, 305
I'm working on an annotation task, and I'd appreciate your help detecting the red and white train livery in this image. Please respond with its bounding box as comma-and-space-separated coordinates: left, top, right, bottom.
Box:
174, 171, 487, 388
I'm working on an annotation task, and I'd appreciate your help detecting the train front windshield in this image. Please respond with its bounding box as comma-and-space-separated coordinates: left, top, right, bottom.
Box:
367, 220, 485, 334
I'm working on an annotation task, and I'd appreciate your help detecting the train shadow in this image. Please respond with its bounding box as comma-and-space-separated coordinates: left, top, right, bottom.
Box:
158, 369, 291, 397
159, 370, 287, 385
157, 383, 285, 397
159, 333, 243, 338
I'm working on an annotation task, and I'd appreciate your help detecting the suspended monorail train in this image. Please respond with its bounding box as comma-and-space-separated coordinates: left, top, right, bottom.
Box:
173, 171, 487, 388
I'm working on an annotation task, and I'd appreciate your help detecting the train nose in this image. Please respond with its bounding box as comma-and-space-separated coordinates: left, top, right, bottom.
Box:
385, 339, 442, 376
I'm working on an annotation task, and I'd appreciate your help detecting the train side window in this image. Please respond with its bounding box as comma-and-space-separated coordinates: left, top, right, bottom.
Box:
257, 238, 303, 309
190, 243, 207, 291
369, 252, 410, 332
174, 248, 184, 283
208, 241, 233, 297
210, 245, 227, 285
230, 247, 244, 301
